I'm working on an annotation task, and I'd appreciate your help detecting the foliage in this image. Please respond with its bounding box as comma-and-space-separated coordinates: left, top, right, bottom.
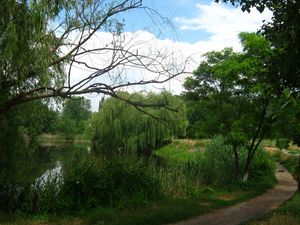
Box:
0, 102, 59, 182
185, 136, 275, 186
199, 136, 236, 185
183, 33, 282, 180
0, 158, 162, 214
91, 92, 188, 155
56, 117, 76, 140
275, 139, 289, 150
62, 97, 91, 122
61, 97, 91, 134
216, 0, 300, 92
249, 150, 275, 180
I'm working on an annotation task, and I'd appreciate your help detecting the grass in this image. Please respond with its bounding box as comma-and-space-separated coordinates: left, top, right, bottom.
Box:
245, 153, 300, 225
0, 180, 275, 225
0, 167, 276, 225
246, 193, 300, 225
38, 133, 90, 144
287, 148, 300, 155
155, 139, 206, 165
0, 138, 278, 225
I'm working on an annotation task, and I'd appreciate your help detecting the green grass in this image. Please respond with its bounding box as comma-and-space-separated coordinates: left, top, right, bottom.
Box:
245, 154, 300, 225
287, 149, 300, 155
0, 138, 279, 225
0, 172, 276, 225
259, 139, 276, 148
38, 133, 90, 143
155, 139, 205, 165
245, 193, 300, 225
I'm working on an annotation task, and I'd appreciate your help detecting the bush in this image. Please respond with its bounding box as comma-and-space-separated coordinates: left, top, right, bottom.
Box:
200, 136, 236, 185
0, 158, 162, 214
185, 136, 275, 186
249, 149, 275, 180
275, 139, 289, 150
60, 159, 162, 211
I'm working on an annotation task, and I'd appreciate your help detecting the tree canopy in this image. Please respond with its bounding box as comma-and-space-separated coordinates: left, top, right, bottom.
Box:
183, 33, 283, 180
215, 0, 300, 92
90, 92, 188, 156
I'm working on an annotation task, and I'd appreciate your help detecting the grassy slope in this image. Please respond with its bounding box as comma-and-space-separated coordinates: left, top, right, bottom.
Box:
0, 139, 277, 225
154, 139, 207, 165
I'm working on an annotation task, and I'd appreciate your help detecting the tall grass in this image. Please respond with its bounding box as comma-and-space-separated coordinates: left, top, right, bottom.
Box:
0, 158, 162, 214
0, 137, 277, 216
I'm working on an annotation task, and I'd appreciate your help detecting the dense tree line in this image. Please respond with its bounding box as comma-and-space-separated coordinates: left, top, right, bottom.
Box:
89, 92, 188, 156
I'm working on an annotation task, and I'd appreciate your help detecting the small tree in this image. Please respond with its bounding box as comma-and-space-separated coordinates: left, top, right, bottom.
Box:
184, 33, 282, 181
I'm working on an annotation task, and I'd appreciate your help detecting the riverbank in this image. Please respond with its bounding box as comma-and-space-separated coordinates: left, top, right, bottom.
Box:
38, 133, 90, 145
0, 139, 278, 225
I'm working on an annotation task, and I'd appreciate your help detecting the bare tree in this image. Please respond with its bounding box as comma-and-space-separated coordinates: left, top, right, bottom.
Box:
1, 0, 189, 113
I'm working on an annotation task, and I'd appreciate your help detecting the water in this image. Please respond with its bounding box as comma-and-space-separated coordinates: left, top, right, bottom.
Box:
14, 142, 92, 184
17, 141, 163, 184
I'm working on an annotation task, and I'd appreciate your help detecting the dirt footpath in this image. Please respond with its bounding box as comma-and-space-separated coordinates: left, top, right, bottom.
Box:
169, 163, 297, 225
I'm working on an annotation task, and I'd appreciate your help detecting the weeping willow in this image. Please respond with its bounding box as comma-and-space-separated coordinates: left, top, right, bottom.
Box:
91, 92, 188, 156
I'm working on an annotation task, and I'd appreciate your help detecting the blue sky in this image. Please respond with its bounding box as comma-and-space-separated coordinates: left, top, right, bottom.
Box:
122, 0, 215, 43
120, 0, 272, 44
71, 0, 273, 111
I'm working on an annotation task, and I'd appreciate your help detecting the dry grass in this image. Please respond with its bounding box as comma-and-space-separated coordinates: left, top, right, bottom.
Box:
248, 213, 300, 225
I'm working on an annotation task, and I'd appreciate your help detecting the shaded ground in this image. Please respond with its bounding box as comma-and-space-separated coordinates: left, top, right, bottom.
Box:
169, 163, 297, 225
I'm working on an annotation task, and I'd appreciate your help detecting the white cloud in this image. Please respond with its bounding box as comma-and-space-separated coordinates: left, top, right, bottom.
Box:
66, 2, 273, 111
175, 2, 272, 51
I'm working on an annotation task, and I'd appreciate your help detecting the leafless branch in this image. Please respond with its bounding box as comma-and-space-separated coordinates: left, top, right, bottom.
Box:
1, 0, 191, 114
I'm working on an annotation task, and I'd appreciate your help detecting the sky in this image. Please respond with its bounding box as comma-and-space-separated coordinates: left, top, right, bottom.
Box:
78, 0, 272, 111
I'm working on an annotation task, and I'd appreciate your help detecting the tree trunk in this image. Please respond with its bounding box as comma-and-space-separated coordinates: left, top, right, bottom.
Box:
296, 154, 300, 193
243, 153, 251, 182
232, 145, 240, 180
242, 171, 249, 182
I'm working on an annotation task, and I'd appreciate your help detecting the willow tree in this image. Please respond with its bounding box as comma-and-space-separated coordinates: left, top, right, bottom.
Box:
0, 0, 187, 113
0, 0, 188, 179
90, 92, 188, 156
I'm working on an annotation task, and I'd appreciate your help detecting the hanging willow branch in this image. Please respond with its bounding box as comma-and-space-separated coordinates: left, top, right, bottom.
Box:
91, 92, 188, 154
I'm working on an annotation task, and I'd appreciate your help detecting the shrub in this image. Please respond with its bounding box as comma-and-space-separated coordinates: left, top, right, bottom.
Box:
0, 158, 162, 214
200, 136, 236, 185
249, 149, 275, 180
275, 139, 289, 150
59, 158, 162, 212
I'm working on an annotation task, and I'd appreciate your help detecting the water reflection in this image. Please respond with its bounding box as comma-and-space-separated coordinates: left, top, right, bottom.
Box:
23, 142, 92, 183
23, 142, 164, 184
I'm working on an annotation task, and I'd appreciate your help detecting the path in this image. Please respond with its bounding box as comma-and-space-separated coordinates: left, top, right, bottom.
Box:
169, 163, 297, 225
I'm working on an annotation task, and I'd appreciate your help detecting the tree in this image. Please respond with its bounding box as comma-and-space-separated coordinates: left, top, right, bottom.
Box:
57, 117, 77, 140
216, 0, 300, 187
0, 0, 187, 114
215, 0, 300, 92
184, 33, 282, 181
61, 97, 91, 134
91, 92, 188, 156
272, 93, 300, 192
0, 0, 187, 180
